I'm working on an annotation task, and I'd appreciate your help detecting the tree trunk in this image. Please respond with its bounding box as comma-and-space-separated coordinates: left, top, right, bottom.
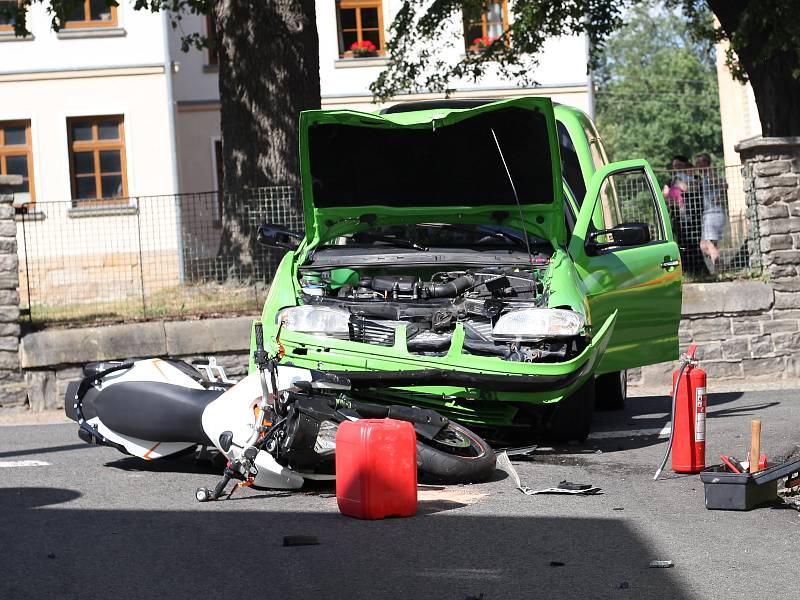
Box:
214, 0, 320, 278
738, 52, 800, 137
217, 0, 321, 189
710, 0, 800, 137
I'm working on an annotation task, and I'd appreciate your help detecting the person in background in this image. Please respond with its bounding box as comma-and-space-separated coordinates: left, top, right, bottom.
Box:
662, 160, 684, 227
663, 155, 707, 276
695, 152, 727, 271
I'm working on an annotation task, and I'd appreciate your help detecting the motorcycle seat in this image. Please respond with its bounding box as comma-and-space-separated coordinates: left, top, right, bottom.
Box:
93, 381, 223, 446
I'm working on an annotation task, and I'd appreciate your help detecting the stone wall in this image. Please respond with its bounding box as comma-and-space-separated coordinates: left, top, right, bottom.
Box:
19, 316, 252, 411
0, 176, 25, 408
629, 281, 798, 390
15, 280, 798, 411
737, 137, 800, 287
10, 284, 800, 411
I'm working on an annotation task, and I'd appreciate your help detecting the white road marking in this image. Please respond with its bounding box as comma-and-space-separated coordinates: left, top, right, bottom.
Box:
589, 425, 671, 440
631, 412, 670, 420
0, 460, 51, 468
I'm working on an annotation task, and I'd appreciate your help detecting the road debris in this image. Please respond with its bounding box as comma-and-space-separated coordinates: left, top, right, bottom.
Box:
283, 535, 320, 547
495, 452, 601, 495
502, 444, 538, 461
648, 560, 674, 568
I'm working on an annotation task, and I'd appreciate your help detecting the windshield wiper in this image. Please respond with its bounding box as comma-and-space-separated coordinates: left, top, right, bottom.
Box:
430, 223, 539, 251
354, 233, 428, 251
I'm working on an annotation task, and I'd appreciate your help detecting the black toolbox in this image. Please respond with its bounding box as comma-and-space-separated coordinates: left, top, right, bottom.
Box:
700, 458, 800, 511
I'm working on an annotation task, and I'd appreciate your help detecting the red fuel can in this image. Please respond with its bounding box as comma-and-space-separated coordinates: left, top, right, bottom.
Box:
336, 419, 417, 520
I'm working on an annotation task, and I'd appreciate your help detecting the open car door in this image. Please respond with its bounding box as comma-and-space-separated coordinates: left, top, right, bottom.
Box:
568, 159, 682, 374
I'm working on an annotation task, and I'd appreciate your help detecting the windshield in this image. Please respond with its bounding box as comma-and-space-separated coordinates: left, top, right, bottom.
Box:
327, 223, 546, 249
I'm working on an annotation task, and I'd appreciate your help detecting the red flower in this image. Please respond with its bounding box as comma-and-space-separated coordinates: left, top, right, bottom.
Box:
471, 35, 498, 50
350, 40, 377, 54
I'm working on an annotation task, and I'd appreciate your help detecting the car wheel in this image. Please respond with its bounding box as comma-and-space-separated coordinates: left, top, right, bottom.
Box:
595, 370, 627, 411
545, 376, 595, 443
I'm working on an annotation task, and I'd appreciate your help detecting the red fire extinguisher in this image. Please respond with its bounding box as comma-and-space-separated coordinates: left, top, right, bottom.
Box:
654, 344, 707, 479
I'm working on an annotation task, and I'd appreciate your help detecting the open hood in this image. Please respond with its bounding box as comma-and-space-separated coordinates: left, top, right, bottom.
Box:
298, 97, 566, 246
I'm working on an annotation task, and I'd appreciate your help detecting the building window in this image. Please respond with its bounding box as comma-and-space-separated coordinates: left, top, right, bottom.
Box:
63, 0, 117, 28
0, 0, 18, 32
67, 116, 127, 203
336, 0, 384, 58
463, 1, 508, 52
205, 14, 218, 65
0, 120, 35, 206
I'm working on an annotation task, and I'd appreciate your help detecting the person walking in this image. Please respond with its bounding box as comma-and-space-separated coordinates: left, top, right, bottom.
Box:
695, 152, 727, 272
663, 155, 707, 276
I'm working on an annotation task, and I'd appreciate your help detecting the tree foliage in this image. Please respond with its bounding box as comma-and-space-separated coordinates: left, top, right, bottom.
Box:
370, 0, 624, 100
594, 2, 722, 169
370, 0, 800, 136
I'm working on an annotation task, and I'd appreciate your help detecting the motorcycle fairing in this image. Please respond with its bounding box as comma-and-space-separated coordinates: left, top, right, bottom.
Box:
201, 368, 317, 490
87, 417, 198, 460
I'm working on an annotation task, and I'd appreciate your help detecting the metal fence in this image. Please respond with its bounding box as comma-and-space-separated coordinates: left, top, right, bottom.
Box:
16, 168, 761, 325
17, 187, 303, 324
650, 165, 760, 280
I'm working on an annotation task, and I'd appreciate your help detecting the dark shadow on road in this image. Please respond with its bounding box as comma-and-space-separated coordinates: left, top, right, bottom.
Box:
0, 486, 692, 600
105, 454, 222, 475
705, 391, 746, 407
707, 402, 781, 419
545, 391, 776, 456
0, 442, 93, 459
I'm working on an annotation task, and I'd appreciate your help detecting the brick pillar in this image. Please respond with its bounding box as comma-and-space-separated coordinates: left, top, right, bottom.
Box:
0, 175, 25, 408
736, 138, 800, 290
736, 137, 800, 377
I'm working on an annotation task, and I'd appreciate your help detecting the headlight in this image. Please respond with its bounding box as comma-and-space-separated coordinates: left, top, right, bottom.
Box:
492, 308, 584, 342
277, 305, 351, 339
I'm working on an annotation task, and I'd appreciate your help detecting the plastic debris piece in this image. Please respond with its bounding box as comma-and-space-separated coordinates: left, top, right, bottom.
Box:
549, 561, 565, 567
505, 444, 539, 461
648, 560, 674, 568
495, 452, 601, 495
283, 535, 320, 547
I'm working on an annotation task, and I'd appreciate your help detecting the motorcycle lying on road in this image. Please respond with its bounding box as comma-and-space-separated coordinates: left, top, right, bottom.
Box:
65, 322, 496, 501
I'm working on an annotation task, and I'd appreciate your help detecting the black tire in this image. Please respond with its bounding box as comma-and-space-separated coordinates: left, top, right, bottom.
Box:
416, 421, 496, 484
546, 376, 595, 443
595, 370, 627, 412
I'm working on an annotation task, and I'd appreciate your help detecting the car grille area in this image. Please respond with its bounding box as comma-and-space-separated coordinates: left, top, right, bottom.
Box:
349, 318, 396, 346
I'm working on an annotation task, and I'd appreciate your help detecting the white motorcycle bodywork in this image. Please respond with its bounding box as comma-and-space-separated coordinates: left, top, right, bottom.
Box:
89, 358, 323, 489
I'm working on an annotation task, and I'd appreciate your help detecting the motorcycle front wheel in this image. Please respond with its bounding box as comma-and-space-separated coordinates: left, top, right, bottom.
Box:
416, 421, 496, 484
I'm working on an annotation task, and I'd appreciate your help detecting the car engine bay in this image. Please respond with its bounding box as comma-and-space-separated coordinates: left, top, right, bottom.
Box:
285, 264, 588, 363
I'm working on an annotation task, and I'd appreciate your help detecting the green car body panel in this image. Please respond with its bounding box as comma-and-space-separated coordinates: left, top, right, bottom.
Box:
250, 97, 682, 428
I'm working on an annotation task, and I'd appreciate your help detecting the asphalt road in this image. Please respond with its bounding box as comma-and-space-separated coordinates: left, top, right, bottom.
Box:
1, 388, 799, 600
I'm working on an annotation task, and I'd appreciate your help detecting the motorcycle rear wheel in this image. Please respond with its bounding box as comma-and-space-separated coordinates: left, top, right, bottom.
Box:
416, 421, 496, 484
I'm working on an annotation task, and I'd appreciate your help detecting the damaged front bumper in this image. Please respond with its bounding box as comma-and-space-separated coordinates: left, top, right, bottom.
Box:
254, 312, 617, 426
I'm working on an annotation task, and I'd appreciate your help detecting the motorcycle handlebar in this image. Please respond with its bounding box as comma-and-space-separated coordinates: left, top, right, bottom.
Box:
255, 322, 265, 352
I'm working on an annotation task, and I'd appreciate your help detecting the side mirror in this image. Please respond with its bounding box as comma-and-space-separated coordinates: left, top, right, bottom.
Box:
586, 222, 651, 255
256, 223, 302, 250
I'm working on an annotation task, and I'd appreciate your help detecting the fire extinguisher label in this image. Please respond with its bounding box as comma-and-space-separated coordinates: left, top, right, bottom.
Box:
695, 386, 707, 442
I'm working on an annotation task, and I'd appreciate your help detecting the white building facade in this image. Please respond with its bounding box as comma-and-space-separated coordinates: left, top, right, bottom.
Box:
1, 0, 589, 311
1, 0, 591, 204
